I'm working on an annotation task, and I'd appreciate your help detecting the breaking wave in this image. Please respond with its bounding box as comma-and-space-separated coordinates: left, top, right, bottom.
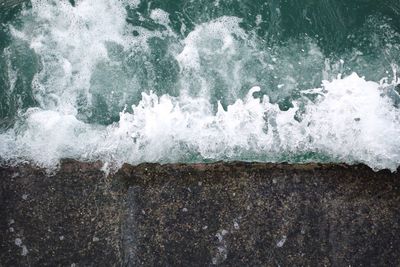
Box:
0, 0, 399, 171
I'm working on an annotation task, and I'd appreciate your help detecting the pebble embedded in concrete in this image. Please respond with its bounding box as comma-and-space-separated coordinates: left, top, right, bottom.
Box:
277, 235, 287, 248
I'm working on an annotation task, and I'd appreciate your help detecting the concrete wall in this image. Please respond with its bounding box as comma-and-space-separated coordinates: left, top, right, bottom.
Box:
1, 160, 400, 266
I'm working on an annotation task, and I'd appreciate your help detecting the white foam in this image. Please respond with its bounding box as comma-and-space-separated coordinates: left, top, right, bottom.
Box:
1, 74, 399, 171
1, 0, 399, 172
11, 0, 135, 114
150, 8, 170, 26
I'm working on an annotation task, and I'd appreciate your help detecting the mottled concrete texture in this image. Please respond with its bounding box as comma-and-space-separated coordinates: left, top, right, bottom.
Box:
1, 160, 400, 266
0, 160, 123, 266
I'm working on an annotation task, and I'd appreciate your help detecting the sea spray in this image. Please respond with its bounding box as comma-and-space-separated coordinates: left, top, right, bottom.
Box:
0, 0, 399, 171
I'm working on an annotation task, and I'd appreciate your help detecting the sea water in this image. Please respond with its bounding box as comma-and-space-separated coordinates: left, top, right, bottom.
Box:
0, 0, 399, 171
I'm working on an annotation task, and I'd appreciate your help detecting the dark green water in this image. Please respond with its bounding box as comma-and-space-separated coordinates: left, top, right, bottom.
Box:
0, 0, 400, 170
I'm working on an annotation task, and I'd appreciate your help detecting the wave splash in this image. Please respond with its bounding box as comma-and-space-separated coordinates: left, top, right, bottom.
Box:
0, 0, 400, 171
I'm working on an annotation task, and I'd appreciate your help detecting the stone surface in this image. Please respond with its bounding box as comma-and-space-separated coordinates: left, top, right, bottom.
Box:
1, 160, 400, 266
0, 160, 123, 266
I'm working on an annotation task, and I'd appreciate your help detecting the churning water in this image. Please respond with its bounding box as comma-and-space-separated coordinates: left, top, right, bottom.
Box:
0, 0, 400, 171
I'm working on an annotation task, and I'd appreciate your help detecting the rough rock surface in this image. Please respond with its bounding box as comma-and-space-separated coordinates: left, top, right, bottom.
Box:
0, 160, 124, 266
1, 160, 400, 266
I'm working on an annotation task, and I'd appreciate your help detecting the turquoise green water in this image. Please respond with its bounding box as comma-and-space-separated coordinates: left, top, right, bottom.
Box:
0, 0, 400, 170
